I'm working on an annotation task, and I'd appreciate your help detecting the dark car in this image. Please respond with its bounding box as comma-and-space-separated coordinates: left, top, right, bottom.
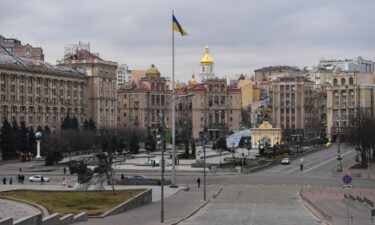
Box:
127, 175, 149, 180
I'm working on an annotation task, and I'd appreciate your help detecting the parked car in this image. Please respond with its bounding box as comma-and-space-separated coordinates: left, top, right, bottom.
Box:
281, 158, 291, 165
127, 175, 149, 180
29, 175, 50, 182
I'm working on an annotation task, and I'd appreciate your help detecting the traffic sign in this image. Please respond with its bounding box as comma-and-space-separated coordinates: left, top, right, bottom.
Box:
342, 175, 352, 184
342, 184, 352, 189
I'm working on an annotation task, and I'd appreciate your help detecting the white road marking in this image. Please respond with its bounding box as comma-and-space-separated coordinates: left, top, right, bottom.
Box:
303, 150, 354, 173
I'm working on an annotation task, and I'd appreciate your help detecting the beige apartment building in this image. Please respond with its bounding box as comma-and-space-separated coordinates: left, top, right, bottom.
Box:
57, 49, 118, 129
117, 65, 170, 134
176, 74, 242, 140
326, 72, 375, 140
271, 76, 321, 141
0, 54, 88, 130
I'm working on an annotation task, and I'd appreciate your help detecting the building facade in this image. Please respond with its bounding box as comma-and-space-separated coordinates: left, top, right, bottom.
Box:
176, 78, 241, 140
0, 35, 44, 61
57, 49, 118, 128
0, 55, 88, 131
117, 64, 131, 86
117, 65, 170, 134
326, 72, 375, 140
271, 76, 321, 141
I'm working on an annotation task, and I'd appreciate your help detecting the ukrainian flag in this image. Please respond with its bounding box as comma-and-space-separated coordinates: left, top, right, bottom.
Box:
172, 15, 189, 36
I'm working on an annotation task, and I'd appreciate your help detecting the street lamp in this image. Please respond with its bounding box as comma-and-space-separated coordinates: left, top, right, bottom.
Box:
158, 111, 165, 223
199, 129, 207, 201
336, 126, 343, 172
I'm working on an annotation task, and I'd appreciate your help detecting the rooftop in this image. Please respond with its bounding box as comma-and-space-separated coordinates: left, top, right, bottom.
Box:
0, 54, 86, 77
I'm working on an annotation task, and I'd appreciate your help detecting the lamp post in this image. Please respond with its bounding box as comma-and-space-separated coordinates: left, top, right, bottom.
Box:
337, 126, 343, 172
199, 129, 207, 201
159, 111, 165, 223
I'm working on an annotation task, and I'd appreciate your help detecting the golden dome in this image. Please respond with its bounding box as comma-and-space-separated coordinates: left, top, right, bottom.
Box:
188, 72, 198, 85
200, 46, 214, 65
146, 64, 160, 77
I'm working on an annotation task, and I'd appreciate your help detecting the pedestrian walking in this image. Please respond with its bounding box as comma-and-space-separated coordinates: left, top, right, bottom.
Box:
62, 177, 66, 186
18, 174, 21, 183
21, 175, 25, 184
41, 176, 45, 184
63, 167, 66, 175
121, 174, 125, 180
2, 177, 7, 185
9, 177, 12, 185
197, 177, 201, 188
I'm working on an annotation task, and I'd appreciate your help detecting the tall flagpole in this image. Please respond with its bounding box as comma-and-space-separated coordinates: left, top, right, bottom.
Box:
171, 11, 177, 187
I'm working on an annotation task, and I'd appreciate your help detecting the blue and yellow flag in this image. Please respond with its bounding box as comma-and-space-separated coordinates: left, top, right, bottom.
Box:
172, 15, 189, 36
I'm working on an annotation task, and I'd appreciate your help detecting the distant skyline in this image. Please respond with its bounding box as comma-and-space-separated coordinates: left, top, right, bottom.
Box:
1, 0, 375, 82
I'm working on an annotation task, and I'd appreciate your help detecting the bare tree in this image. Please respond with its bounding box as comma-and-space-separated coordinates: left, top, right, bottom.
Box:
347, 110, 374, 167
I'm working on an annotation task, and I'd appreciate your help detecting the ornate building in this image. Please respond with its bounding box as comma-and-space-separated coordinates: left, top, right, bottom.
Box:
199, 46, 215, 81
326, 72, 375, 140
57, 49, 118, 129
0, 54, 88, 130
117, 65, 170, 134
176, 47, 242, 140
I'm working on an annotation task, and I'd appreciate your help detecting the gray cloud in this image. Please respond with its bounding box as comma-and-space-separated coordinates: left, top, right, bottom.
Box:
1, 0, 375, 81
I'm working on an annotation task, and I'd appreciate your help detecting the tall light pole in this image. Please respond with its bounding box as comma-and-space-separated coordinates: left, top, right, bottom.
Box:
159, 111, 165, 223
337, 126, 343, 172
199, 129, 207, 201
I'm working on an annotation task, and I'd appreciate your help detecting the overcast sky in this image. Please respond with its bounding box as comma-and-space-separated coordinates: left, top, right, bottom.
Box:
1, 0, 375, 82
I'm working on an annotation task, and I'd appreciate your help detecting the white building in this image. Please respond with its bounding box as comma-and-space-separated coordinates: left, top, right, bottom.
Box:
64, 42, 91, 59
117, 64, 131, 86
318, 56, 375, 74
199, 46, 215, 81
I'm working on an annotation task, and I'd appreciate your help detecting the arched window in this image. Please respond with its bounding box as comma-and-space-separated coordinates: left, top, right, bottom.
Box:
333, 78, 338, 86
349, 77, 354, 85
341, 78, 346, 86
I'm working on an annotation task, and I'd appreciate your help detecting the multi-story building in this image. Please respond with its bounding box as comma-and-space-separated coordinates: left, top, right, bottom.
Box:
238, 78, 260, 108
64, 41, 90, 59
271, 76, 320, 141
57, 48, 118, 128
117, 64, 131, 86
318, 56, 375, 74
117, 65, 170, 134
176, 77, 241, 140
0, 35, 44, 61
0, 54, 88, 130
326, 72, 375, 140
175, 47, 242, 140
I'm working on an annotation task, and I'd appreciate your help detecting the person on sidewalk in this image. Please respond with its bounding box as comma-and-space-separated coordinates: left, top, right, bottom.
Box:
2, 177, 6, 185
9, 177, 12, 185
62, 177, 67, 186
63, 167, 67, 175
40, 176, 45, 184
197, 177, 201, 188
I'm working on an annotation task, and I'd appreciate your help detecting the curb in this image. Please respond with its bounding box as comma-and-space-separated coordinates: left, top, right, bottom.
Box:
170, 200, 211, 225
170, 187, 223, 225
296, 192, 331, 225
0, 196, 49, 217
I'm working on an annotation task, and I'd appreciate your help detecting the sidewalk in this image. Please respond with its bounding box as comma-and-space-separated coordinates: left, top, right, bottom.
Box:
79, 185, 220, 225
